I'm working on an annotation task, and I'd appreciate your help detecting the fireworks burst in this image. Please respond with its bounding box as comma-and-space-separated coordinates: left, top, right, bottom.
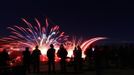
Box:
0, 18, 68, 55
0, 18, 108, 61
64, 37, 108, 57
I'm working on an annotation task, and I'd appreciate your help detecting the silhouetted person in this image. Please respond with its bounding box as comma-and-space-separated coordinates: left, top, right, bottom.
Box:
84, 47, 93, 69
94, 47, 102, 75
22, 47, 31, 73
130, 46, 134, 68
57, 44, 68, 73
73, 47, 79, 72
77, 46, 83, 71
47, 44, 55, 73
31, 46, 41, 73
0, 49, 10, 67
0, 49, 10, 75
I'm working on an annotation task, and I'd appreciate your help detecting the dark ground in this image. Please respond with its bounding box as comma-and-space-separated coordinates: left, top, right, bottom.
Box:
26, 62, 134, 75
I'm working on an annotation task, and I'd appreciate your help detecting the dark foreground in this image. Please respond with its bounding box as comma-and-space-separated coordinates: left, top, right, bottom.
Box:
1, 62, 134, 75
28, 69, 134, 75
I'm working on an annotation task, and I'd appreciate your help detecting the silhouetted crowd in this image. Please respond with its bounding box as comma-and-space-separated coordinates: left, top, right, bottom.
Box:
1, 43, 134, 75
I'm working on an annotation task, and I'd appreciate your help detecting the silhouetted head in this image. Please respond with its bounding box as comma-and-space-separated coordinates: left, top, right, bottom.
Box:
77, 45, 81, 49
74, 47, 77, 50
60, 44, 64, 49
25, 47, 29, 51
50, 44, 54, 48
35, 45, 38, 49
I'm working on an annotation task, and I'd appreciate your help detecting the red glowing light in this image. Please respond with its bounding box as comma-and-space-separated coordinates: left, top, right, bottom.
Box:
0, 18, 108, 62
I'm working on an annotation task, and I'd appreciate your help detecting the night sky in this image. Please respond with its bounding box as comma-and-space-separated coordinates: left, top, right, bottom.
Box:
0, 0, 134, 42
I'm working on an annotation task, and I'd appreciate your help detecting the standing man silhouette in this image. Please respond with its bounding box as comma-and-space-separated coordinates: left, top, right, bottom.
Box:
77, 46, 83, 71
47, 44, 55, 73
22, 47, 31, 73
57, 44, 68, 72
73, 47, 79, 72
94, 46, 102, 75
31, 46, 41, 73
0, 49, 10, 75
0, 49, 10, 67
